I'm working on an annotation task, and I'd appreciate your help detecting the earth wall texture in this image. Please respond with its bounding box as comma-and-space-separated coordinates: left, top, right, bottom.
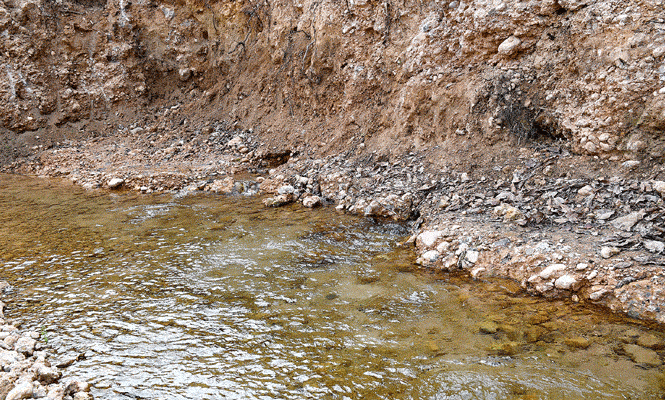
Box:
0, 0, 664, 163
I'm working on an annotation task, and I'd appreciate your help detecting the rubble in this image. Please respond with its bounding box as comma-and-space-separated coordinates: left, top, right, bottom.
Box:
0, 293, 91, 400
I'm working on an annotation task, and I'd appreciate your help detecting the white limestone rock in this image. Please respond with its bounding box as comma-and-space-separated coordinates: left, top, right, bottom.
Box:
539, 264, 566, 279
107, 178, 124, 189
555, 274, 577, 290
498, 36, 521, 55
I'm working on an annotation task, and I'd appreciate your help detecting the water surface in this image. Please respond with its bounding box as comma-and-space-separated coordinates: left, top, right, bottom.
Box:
0, 174, 663, 399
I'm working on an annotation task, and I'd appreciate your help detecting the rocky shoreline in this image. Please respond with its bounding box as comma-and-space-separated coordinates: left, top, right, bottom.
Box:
0, 284, 92, 400
260, 146, 665, 326
3, 124, 665, 326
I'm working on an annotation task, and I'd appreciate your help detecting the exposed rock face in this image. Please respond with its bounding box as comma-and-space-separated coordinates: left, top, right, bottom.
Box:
0, 0, 664, 166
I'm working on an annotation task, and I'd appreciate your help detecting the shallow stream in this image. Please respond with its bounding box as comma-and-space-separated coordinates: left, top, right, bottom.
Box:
0, 174, 664, 399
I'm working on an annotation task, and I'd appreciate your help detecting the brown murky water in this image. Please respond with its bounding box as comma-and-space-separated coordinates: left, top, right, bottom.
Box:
0, 174, 664, 399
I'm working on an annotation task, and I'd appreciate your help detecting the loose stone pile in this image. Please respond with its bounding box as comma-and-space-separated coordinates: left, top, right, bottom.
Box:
256, 147, 665, 324
0, 286, 92, 400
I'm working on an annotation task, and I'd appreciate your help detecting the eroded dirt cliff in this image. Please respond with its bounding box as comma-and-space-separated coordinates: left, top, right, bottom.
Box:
1, 0, 664, 165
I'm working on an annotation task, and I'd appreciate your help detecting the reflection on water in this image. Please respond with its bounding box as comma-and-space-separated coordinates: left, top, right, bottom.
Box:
0, 174, 664, 399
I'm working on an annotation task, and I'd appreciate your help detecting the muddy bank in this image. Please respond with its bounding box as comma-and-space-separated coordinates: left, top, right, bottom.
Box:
4, 123, 665, 326
0, 283, 92, 400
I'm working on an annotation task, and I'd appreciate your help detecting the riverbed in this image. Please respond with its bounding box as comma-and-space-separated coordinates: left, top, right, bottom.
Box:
0, 174, 663, 399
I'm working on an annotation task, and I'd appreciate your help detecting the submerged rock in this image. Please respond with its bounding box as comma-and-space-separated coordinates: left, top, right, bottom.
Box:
636, 333, 664, 350
564, 336, 590, 349
478, 320, 499, 334
623, 344, 662, 367
490, 341, 520, 356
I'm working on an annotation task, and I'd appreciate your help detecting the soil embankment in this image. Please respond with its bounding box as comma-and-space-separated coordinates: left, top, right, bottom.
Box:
1, 0, 665, 324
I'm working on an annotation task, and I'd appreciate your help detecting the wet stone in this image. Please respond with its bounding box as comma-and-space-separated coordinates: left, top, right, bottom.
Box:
263, 194, 293, 207
564, 336, 591, 349
636, 333, 664, 350
524, 327, 546, 343
490, 341, 520, 356
302, 195, 321, 208
420, 250, 440, 264
277, 185, 295, 195
64, 381, 90, 396
107, 178, 124, 189
479, 321, 499, 334
554, 274, 577, 290
623, 344, 663, 367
